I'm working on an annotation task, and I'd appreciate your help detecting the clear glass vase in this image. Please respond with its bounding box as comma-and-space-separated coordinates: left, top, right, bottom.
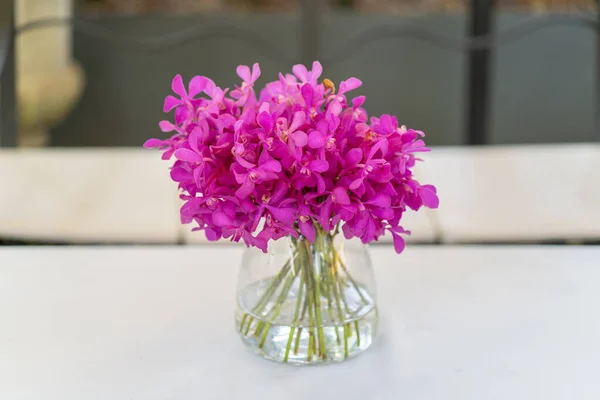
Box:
235, 227, 378, 365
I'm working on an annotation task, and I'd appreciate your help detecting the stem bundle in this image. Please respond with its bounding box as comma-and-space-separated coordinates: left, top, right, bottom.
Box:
238, 227, 370, 363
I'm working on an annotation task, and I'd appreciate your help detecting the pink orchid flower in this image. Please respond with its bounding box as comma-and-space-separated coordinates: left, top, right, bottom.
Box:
231, 63, 261, 106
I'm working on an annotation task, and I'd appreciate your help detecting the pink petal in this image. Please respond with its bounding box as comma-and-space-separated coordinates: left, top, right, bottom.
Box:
332, 187, 351, 205
235, 179, 255, 199
193, 166, 203, 187
422, 184, 437, 193
260, 160, 282, 173
311, 61, 323, 81
188, 76, 207, 97
342, 222, 353, 239
236, 156, 256, 169
171, 74, 186, 97
203, 78, 217, 95
271, 181, 289, 203
418, 185, 439, 209
212, 210, 233, 227
316, 174, 326, 194
308, 131, 326, 149
349, 177, 364, 191
374, 207, 394, 220
236, 65, 251, 82
267, 206, 296, 225
353, 212, 368, 233
370, 164, 393, 183
258, 102, 270, 114
163, 95, 180, 112
327, 100, 342, 117
299, 219, 316, 242
366, 194, 391, 208
257, 112, 273, 133
260, 171, 279, 182
143, 138, 164, 149
339, 77, 362, 94
379, 114, 394, 133
292, 64, 309, 82
205, 228, 220, 241
352, 181, 366, 197
355, 123, 370, 137
328, 115, 340, 132
352, 96, 366, 108
309, 159, 329, 173
174, 148, 202, 162
301, 83, 314, 106
188, 127, 203, 154
390, 231, 406, 254
170, 167, 190, 182
345, 148, 363, 166
319, 199, 333, 229
158, 120, 176, 132
315, 118, 329, 134
368, 138, 389, 160
250, 63, 261, 83
290, 130, 308, 147
174, 106, 189, 125
364, 219, 376, 241
289, 111, 306, 133
234, 119, 245, 134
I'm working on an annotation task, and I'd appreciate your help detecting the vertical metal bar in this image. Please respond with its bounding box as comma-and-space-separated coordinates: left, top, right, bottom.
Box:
0, 0, 17, 147
299, 0, 319, 65
596, 0, 600, 141
466, 0, 494, 145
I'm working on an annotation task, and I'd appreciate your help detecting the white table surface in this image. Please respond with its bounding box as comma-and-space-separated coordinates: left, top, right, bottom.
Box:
1, 245, 599, 400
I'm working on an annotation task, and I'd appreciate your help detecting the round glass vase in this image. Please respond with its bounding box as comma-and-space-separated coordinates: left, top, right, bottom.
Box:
235, 229, 378, 365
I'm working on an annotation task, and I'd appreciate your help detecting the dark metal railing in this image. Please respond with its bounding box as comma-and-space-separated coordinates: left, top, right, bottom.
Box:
597, 0, 600, 141
467, 0, 494, 146
0, 0, 17, 147
0, 0, 598, 147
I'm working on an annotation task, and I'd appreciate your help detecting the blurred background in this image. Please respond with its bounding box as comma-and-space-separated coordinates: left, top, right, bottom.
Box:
0, 0, 598, 246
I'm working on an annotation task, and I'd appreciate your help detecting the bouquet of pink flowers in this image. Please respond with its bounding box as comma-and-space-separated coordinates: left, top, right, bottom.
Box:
145, 61, 439, 253
146, 62, 439, 364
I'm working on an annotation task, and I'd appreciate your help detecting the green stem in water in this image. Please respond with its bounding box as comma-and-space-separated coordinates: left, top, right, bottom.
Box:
283, 264, 305, 363
322, 235, 342, 345
336, 260, 361, 352
306, 243, 327, 359
293, 290, 310, 355
239, 314, 248, 333
307, 302, 315, 362
258, 266, 297, 349
252, 258, 292, 314
303, 247, 318, 361
323, 237, 338, 340
336, 253, 368, 305
324, 269, 341, 345
330, 255, 349, 359
305, 239, 327, 360
343, 323, 350, 357
241, 258, 292, 336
